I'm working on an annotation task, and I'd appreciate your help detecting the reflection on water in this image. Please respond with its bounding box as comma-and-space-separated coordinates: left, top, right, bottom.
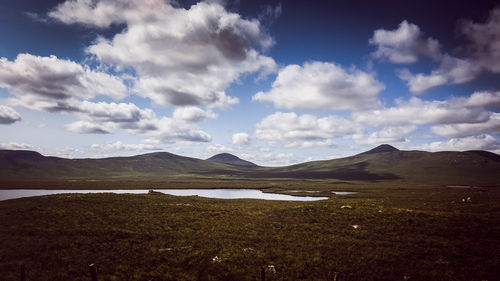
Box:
287, 190, 355, 195
0, 189, 329, 201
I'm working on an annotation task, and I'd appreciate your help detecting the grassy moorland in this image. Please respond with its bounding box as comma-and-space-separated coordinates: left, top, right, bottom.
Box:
1, 183, 499, 281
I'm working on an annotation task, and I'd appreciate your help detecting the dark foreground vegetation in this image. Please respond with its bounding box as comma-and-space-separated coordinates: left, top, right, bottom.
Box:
1, 183, 499, 281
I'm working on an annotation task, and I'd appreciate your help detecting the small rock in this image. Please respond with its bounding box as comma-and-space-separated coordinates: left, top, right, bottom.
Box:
352, 224, 360, 229
266, 265, 276, 274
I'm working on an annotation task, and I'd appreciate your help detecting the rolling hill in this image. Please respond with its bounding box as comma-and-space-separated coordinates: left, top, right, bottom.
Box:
0, 150, 240, 181
206, 153, 258, 167
0, 145, 499, 186
264, 144, 500, 185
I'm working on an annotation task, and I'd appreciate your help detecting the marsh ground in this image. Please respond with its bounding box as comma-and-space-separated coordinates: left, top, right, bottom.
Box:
0, 182, 499, 281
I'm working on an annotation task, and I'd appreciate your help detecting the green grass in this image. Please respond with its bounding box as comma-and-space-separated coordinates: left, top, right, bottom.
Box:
1, 184, 499, 280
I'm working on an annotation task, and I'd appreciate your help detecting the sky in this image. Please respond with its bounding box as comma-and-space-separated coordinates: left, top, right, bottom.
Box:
0, 0, 499, 166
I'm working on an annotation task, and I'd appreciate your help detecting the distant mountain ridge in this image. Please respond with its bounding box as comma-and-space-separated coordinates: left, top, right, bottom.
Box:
206, 153, 257, 167
1, 144, 499, 186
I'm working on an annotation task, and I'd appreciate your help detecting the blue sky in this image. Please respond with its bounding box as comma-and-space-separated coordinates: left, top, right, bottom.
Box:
0, 0, 499, 165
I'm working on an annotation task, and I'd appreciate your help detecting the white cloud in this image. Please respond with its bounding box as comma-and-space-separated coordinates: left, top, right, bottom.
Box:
465, 91, 500, 108
0, 142, 36, 150
0, 54, 127, 101
31, 99, 213, 143
284, 139, 335, 148
353, 125, 417, 145
253, 61, 384, 110
66, 120, 113, 134
414, 134, 500, 154
25, 11, 48, 23
146, 117, 212, 143
205, 144, 233, 155
254, 112, 360, 147
462, 8, 500, 73
0, 105, 21, 124
90, 141, 163, 153
51, 0, 277, 108
232, 132, 250, 145
35, 99, 159, 133
173, 106, 217, 122
240, 152, 295, 166
370, 20, 441, 63
352, 97, 490, 126
391, 9, 500, 93
431, 113, 500, 138
49, 0, 133, 27
397, 55, 480, 93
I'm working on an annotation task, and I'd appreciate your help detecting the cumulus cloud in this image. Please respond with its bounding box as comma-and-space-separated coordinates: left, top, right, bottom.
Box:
0, 53, 127, 101
232, 132, 250, 145
370, 20, 441, 63
205, 144, 233, 155
392, 8, 500, 93
353, 125, 417, 145
50, 0, 277, 108
431, 113, 500, 138
0, 142, 36, 150
284, 139, 335, 149
143, 117, 212, 143
0, 105, 21, 124
65, 120, 113, 134
414, 134, 500, 154
397, 55, 480, 93
425, 91, 500, 138
90, 141, 163, 153
462, 8, 500, 73
240, 151, 295, 166
45, 99, 212, 143
48, 0, 134, 27
173, 106, 217, 122
464, 91, 500, 108
253, 62, 385, 110
254, 112, 360, 147
352, 96, 490, 127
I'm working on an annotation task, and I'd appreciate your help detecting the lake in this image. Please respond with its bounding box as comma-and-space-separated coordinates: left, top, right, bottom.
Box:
0, 189, 331, 201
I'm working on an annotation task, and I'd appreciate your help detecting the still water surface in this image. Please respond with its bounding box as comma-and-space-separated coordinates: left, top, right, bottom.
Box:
0, 189, 331, 201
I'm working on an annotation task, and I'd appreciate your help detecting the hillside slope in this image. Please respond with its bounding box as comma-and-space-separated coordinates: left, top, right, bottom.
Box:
265, 145, 500, 185
0, 150, 241, 181
1, 145, 499, 186
206, 153, 258, 167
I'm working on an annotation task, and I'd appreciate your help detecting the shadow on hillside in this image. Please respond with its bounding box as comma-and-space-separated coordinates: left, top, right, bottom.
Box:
205, 162, 401, 181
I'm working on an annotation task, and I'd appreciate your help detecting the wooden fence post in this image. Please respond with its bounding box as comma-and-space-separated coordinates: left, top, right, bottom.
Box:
260, 266, 266, 281
89, 264, 97, 281
20, 264, 26, 281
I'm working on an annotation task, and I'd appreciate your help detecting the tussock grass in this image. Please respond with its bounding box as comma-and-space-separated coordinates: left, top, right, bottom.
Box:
0, 184, 499, 280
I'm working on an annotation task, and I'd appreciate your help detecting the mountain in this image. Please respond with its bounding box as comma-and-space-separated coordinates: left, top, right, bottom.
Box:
206, 153, 257, 167
0, 150, 240, 182
1, 144, 499, 186
358, 144, 399, 155
264, 144, 500, 185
